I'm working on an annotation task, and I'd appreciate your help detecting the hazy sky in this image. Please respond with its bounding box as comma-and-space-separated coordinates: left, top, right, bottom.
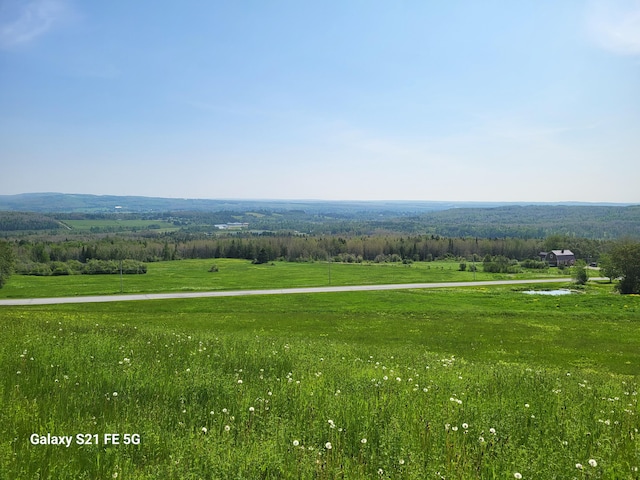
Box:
1, 0, 639, 202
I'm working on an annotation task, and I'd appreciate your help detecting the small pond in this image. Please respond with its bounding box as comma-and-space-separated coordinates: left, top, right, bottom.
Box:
522, 289, 572, 296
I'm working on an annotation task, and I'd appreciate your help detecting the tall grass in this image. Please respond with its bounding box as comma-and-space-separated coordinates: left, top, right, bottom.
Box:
1, 288, 638, 478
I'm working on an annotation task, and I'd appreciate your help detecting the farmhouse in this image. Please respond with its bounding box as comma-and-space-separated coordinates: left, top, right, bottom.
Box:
542, 249, 576, 267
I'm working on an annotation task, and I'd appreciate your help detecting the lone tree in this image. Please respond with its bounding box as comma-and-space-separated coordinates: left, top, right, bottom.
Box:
572, 260, 589, 285
597, 253, 618, 283
253, 247, 269, 265
609, 240, 640, 294
0, 241, 15, 288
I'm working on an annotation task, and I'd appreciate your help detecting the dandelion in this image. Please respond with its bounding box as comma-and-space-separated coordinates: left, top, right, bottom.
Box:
237, 379, 243, 384
293, 440, 300, 447
224, 425, 230, 432
462, 423, 469, 429
524, 403, 530, 408
514, 473, 522, 479
479, 436, 485, 443
588, 459, 597, 467
325, 442, 332, 450
361, 438, 367, 444
112, 392, 118, 397
576, 463, 583, 470
201, 427, 207, 434
489, 428, 496, 435
399, 459, 405, 465
378, 468, 384, 476
222, 408, 228, 414
249, 407, 255, 413
452, 426, 458, 432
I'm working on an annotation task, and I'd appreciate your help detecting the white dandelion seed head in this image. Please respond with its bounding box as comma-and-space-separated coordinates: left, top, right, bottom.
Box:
377, 468, 384, 475
224, 425, 230, 432
325, 442, 332, 450
112, 392, 118, 397
361, 438, 367, 444
489, 428, 496, 435
201, 427, 207, 434
462, 423, 469, 429
237, 379, 243, 384
514, 473, 522, 479
576, 463, 583, 470
249, 407, 255, 412
293, 440, 299, 446
589, 459, 597, 467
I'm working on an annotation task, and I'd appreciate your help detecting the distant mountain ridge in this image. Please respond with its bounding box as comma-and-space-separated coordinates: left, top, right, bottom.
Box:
0, 193, 634, 214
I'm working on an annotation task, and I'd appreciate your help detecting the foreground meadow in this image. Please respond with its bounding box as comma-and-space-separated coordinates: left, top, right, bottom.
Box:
1, 286, 638, 479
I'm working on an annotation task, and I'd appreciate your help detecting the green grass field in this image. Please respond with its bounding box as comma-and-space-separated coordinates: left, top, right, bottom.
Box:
1, 281, 638, 479
62, 219, 177, 233
0, 259, 570, 299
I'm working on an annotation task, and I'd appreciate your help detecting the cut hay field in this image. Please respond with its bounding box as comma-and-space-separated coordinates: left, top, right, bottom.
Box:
0, 259, 570, 299
1, 284, 638, 479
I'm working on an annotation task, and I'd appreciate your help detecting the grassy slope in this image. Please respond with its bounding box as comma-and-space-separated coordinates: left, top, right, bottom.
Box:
1, 286, 638, 478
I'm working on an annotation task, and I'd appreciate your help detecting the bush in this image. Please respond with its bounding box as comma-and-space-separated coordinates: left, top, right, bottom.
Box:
521, 259, 547, 270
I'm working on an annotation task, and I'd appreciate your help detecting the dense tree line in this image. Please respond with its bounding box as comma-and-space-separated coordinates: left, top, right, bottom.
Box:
0, 212, 62, 231
7, 233, 610, 267
0, 240, 14, 287
16, 259, 147, 276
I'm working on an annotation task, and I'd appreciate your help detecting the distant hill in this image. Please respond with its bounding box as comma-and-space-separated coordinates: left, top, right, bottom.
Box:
0, 193, 638, 239
417, 205, 640, 239
0, 192, 632, 214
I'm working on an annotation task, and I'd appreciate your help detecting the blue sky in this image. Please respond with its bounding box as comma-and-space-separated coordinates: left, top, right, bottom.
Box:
1, 0, 639, 202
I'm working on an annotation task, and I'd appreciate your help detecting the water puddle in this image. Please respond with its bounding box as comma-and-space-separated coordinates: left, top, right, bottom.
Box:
522, 289, 572, 296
